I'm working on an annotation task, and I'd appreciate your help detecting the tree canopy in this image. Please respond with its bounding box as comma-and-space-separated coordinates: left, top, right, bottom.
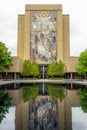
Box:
47, 84, 65, 101
57, 60, 65, 76
0, 42, 13, 71
0, 92, 11, 123
22, 85, 39, 101
76, 49, 87, 76
31, 61, 40, 77
22, 60, 31, 77
47, 62, 57, 77
47, 61, 64, 77
21, 60, 40, 78
77, 88, 87, 113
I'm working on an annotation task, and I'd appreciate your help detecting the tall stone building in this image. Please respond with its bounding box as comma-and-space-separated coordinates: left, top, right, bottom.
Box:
16, 4, 79, 78
17, 4, 70, 63
0, 4, 79, 79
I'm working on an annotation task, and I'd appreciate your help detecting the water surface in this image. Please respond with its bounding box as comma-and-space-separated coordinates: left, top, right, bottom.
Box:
0, 83, 87, 130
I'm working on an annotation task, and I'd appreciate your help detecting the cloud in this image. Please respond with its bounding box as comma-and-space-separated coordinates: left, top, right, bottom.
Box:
70, 22, 82, 37
72, 107, 87, 130
0, 107, 15, 130
0, 0, 87, 56
73, 122, 87, 130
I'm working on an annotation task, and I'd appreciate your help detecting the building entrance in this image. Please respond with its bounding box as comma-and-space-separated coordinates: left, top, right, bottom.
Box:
39, 65, 48, 79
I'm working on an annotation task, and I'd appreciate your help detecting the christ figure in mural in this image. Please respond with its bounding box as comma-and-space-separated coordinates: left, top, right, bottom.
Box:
35, 12, 52, 30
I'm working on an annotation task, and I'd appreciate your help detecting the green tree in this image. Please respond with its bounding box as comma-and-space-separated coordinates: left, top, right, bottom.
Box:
77, 88, 87, 113
21, 60, 31, 77
57, 60, 64, 77
47, 84, 65, 101
47, 61, 64, 78
21, 60, 40, 78
47, 62, 57, 77
76, 49, 87, 77
31, 61, 40, 78
0, 42, 13, 71
0, 93, 11, 123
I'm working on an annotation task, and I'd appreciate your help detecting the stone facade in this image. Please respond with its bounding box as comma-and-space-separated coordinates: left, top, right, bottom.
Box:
64, 57, 79, 73
8, 56, 23, 73
17, 4, 70, 63
17, 4, 78, 73
8, 4, 79, 75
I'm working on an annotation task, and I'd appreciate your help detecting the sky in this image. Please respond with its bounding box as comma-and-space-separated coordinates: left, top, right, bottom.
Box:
0, 0, 87, 57
0, 106, 87, 130
72, 107, 87, 130
0, 107, 15, 130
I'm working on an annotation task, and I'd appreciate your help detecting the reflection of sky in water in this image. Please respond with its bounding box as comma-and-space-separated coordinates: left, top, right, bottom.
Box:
0, 107, 15, 130
72, 107, 87, 130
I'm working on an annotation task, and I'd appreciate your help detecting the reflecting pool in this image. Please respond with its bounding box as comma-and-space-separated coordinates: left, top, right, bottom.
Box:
0, 83, 87, 130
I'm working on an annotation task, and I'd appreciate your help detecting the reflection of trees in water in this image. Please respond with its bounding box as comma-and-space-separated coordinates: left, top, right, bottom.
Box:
29, 98, 58, 130
77, 88, 87, 113
47, 84, 65, 102
21, 85, 39, 102
0, 93, 11, 123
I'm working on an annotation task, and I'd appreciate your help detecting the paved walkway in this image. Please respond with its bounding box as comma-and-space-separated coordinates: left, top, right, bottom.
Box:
0, 79, 87, 85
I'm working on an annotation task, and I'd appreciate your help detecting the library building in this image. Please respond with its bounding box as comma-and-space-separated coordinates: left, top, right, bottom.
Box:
0, 4, 79, 79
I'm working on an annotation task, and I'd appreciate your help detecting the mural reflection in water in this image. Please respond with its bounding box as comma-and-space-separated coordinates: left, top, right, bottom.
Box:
1, 84, 87, 130
29, 98, 58, 130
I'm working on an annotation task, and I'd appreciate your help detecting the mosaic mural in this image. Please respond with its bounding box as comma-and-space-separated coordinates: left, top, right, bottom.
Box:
30, 11, 57, 64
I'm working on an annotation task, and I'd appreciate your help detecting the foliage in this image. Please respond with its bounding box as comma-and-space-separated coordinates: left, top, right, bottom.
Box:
0, 42, 13, 71
77, 88, 87, 113
47, 84, 65, 102
21, 60, 40, 78
31, 61, 40, 77
0, 92, 11, 123
21, 60, 31, 77
57, 60, 65, 76
76, 49, 87, 76
47, 61, 64, 77
47, 62, 56, 77
22, 84, 39, 102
